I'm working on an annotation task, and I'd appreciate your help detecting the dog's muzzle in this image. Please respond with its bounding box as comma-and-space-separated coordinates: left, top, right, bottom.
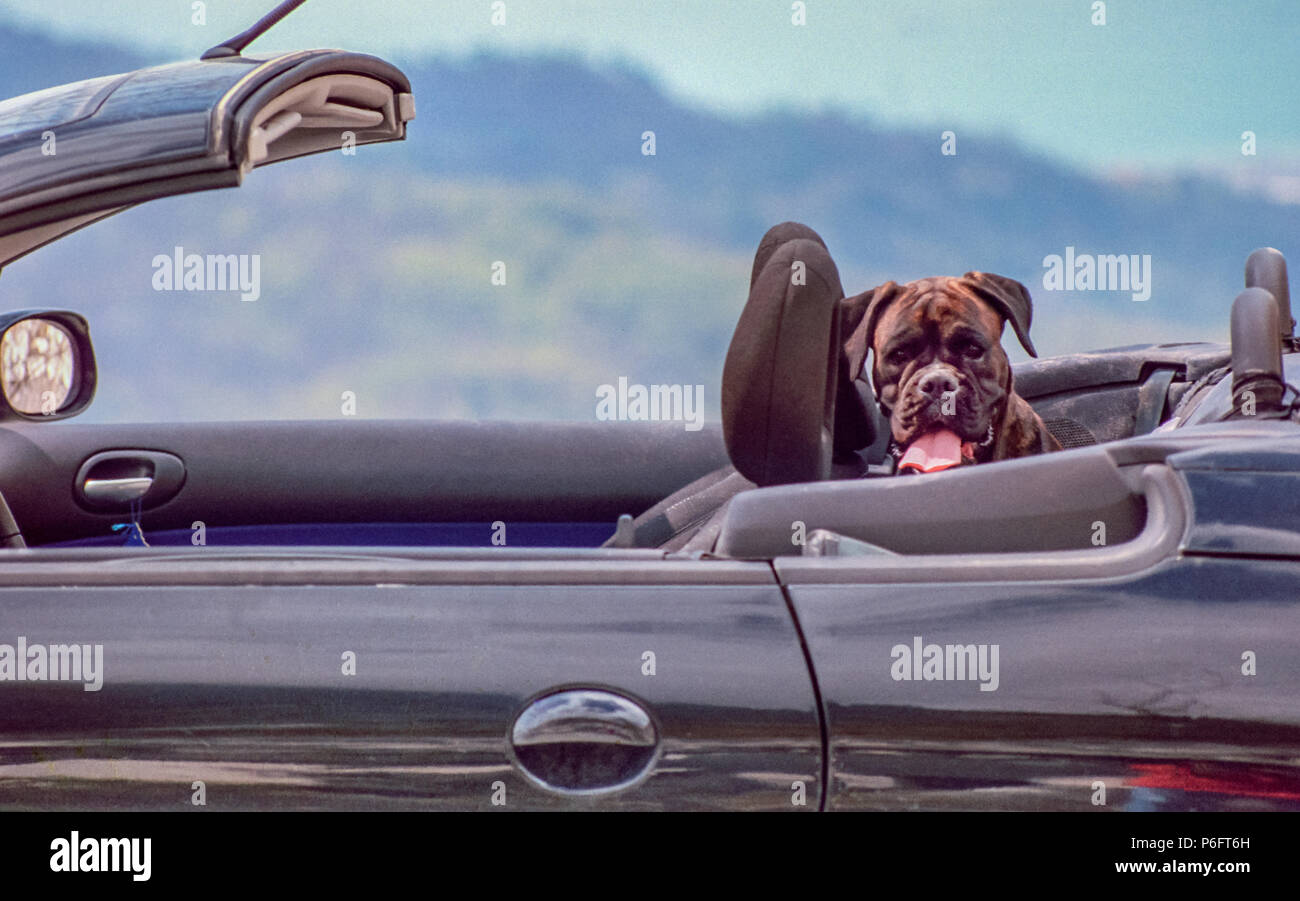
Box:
889, 363, 997, 473
895, 364, 980, 438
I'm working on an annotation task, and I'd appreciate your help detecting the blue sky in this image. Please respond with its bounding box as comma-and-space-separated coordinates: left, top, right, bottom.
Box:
2, 0, 1299, 173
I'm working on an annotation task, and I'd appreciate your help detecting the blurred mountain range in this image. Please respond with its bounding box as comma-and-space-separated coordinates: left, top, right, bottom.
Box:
0, 21, 1297, 422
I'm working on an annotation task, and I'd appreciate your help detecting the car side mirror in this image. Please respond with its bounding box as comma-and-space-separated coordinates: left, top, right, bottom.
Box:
0, 310, 96, 421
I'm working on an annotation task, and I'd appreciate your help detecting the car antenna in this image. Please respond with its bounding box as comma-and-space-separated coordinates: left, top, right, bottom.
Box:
200, 0, 310, 60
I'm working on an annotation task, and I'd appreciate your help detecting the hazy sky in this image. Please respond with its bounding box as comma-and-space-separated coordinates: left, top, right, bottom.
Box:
2, 0, 1299, 172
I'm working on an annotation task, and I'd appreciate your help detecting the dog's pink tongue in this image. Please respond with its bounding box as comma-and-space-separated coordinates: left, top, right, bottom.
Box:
898, 429, 964, 473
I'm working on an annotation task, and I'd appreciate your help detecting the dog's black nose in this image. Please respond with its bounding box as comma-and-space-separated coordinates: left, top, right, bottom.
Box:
918, 369, 959, 398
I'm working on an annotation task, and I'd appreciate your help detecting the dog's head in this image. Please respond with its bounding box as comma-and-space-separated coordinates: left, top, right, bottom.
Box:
841, 272, 1037, 471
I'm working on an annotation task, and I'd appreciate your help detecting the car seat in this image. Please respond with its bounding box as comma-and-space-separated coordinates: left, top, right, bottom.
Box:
604, 221, 879, 551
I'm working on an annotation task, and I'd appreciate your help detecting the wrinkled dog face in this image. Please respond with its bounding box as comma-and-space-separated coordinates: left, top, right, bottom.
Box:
872, 284, 1011, 447
840, 270, 1054, 470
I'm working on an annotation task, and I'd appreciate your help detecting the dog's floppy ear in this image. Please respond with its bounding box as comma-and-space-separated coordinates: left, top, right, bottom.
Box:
960, 271, 1038, 358
840, 280, 903, 381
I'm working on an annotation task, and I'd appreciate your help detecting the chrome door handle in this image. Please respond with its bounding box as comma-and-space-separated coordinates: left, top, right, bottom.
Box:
74, 450, 186, 511
82, 476, 154, 504
510, 689, 660, 795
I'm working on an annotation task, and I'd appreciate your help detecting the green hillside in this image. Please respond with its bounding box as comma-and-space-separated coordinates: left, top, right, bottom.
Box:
0, 165, 753, 423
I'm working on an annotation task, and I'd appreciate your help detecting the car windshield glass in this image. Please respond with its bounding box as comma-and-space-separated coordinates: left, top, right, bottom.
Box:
0, 74, 122, 140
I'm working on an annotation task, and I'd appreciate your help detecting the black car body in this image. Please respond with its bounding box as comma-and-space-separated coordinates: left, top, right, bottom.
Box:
1, 36, 1298, 813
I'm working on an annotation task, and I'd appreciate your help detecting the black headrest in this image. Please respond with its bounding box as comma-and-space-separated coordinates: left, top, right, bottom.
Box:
722, 227, 875, 486
749, 221, 828, 290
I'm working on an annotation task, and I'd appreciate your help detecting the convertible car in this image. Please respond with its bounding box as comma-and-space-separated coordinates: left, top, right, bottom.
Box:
1, 7, 1299, 812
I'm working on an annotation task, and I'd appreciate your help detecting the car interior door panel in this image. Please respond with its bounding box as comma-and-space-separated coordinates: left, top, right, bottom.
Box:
0, 421, 729, 547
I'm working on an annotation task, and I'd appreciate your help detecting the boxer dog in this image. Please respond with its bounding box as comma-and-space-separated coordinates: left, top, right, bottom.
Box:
841, 273, 1061, 474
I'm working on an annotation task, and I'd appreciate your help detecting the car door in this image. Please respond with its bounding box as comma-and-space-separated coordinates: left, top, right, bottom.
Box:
0, 546, 822, 811
766, 427, 1300, 811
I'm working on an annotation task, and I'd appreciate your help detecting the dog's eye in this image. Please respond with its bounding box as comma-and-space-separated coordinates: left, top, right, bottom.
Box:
887, 349, 910, 366
961, 341, 984, 358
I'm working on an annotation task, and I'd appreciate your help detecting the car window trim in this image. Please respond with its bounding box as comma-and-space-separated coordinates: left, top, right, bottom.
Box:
0, 546, 774, 586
